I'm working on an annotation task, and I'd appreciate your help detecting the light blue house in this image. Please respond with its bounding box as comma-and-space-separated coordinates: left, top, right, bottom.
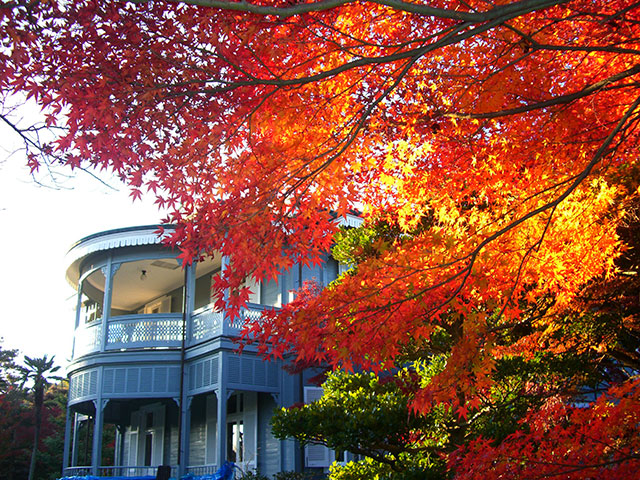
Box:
61, 221, 359, 478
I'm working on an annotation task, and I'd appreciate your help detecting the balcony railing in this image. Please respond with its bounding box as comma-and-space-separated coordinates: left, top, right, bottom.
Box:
99, 465, 178, 477
63, 465, 178, 477
73, 321, 102, 357
73, 314, 182, 357
106, 313, 183, 349
187, 303, 267, 346
186, 463, 220, 475
63, 465, 92, 476
72, 305, 270, 357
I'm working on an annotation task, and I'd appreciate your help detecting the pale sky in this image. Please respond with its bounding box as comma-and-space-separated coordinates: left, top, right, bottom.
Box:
0, 120, 165, 372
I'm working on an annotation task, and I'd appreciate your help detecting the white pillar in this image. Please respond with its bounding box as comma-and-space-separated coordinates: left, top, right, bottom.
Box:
178, 396, 192, 477
100, 259, 119, 352
217, 352, 227, 466
71, 413, 80, 467
91, 368, 106, 475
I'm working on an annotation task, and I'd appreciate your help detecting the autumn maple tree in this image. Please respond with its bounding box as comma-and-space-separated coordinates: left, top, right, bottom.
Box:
3, 0, 640, 477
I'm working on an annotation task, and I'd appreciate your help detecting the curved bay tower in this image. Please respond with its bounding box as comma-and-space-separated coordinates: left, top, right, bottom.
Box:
60, 223, 357, 477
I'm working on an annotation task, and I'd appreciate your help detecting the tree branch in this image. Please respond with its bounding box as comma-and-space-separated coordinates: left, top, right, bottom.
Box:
154, 0, 567, 21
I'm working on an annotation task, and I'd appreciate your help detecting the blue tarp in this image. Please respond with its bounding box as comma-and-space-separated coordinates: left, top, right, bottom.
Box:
183, 462, 235, 480
59, 462, 236, 480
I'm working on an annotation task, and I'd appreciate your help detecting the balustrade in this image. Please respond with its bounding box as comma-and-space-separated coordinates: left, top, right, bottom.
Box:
187, 303, 268, 346
73, 322, 102, 357
98, 465, 177, 476
62, 466, 92, 476
106, 313, 183, 349
186, 464, 220, 475
72, 305, 271, 357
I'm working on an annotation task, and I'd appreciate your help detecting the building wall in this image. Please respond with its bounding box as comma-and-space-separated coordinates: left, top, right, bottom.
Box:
258, 393, 281, 477
64, 223, 358, 474
189, 396, 208, 466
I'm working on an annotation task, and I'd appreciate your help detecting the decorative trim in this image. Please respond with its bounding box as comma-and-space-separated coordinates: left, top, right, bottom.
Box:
65, 226, 175, 287
336, 214, 362, 228
91, 398, 109, 411
68, 227, 173, 264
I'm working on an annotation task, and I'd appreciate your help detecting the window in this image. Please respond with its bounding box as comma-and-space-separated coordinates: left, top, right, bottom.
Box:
78, 269, 106, 324
227, 393, 243, 415
227, 421, 244, 462
144, 432, 153, 466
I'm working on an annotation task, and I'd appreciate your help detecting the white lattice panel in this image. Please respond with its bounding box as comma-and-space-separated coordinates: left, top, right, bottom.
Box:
106, 316, 182, 347
190, 311, 223, 342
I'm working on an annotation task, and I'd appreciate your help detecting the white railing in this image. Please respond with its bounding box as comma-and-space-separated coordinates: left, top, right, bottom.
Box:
73, 322, 102, 357
186, 464, 220, 475
99, 465, 177, 477
63, 465, 92, 476
190, 309, 224, 344
188, 304, 269, 346
106, 314, 183, 350
73, 314, 183, 358
64, 465, 178, 477
73, 306, 273, 355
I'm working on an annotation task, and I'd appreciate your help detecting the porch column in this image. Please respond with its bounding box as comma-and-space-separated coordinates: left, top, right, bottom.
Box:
114, 424, 125, 470
178, 396, 192, 477
72, 282, 84, 359
176, 259, 194, 477
216, 352, 227, 466
71, 413, 80, 466
91, 368, 106, 475
90, 400, 108, 475
62, 404, 73, 473
183, 261, 195, 343
100, 259, 119, 352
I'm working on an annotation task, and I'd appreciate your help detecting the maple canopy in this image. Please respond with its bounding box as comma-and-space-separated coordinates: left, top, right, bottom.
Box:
3, 0, 640, 477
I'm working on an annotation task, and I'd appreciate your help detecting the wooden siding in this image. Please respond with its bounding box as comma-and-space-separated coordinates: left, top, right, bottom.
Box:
68, 369, 99, 402
189, 396, 208, 466
102, 365, 181, 397
189, 355, 219, 394
258, 393, 281, 477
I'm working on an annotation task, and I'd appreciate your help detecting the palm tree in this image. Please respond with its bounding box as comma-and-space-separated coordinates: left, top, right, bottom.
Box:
19, 355, 63, 480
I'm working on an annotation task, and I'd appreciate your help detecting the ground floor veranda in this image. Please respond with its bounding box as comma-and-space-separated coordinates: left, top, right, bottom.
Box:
62, 388, 290, 478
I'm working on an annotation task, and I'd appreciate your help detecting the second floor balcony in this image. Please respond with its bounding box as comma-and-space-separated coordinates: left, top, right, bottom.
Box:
73, 303, 269, 358
65, 225, 334, 363
67, 227, 287, 361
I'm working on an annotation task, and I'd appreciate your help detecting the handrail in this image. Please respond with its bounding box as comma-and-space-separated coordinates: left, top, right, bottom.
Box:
72, 305, 276, 356
73, 322, 102, 357
187, 303, 274, 347
72, 314, 183, 358
98, 465, 178, 476
64, 464, 179, 477
106, 313, 183, 350
186, 463, 221, 475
